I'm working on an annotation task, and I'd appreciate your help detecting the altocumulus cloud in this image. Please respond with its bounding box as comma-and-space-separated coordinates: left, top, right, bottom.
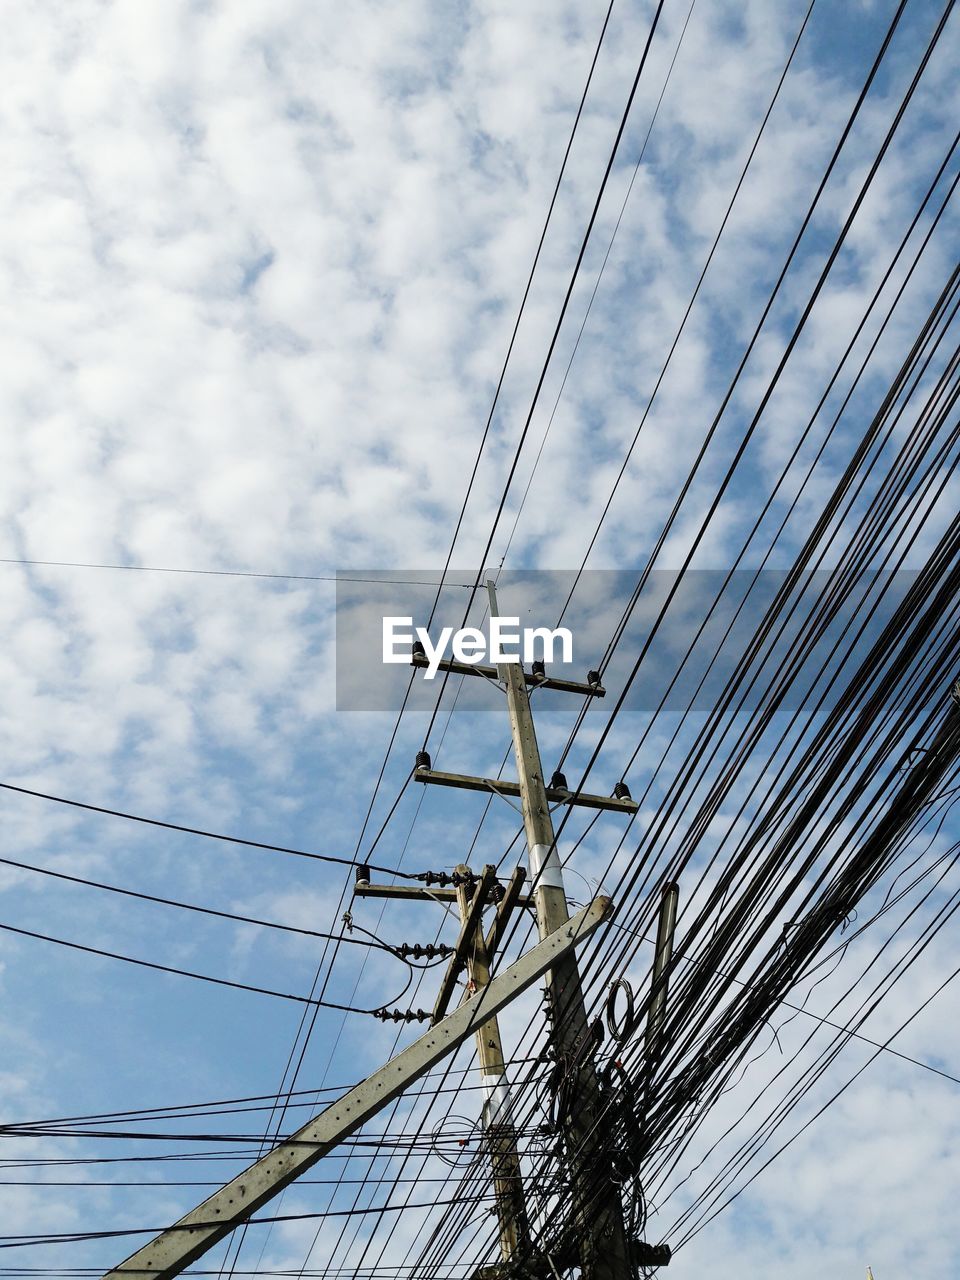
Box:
0, 0, 957, 1276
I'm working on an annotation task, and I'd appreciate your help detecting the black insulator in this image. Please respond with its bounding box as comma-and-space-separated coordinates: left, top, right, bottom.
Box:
491, 882, 506, 904
531, 659, 546, 680
398, 941, 451, 960
587, 669, 601, 686
412, 639, 426, 660
374, 1007, 430, 1023
355, 863, 371, 886
550, 770, 569, 792
420, 870, 452, 887
415, 750, 432, 772
613, 780, 632, 801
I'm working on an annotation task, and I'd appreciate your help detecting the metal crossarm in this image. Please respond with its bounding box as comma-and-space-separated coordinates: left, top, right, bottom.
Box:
411, 652, 605, 697
414, 767, 639, 814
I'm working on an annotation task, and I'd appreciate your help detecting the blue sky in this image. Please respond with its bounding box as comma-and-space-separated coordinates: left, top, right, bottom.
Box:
0, 0, 958, 1276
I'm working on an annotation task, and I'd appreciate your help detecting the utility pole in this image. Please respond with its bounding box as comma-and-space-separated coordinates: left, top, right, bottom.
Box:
645, 882, 679, 1067
485, 580, 633, 1280
453, 863, 530, 1261
410, 583, 637, 1276
356, 860, 531, 1264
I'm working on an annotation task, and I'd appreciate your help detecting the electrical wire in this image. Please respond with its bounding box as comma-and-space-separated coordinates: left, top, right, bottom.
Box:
0, 782, 415, 878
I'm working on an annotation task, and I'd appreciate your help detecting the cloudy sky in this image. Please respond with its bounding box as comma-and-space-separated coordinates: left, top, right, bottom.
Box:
0, 0, 958, 1276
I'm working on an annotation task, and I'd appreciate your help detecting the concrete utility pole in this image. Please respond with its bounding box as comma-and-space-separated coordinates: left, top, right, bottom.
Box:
645, 881, 679, 1067
408, 583, 640, 1276
452, 863, 530, 1261
486, 581, 633, 1280
358, 860, 532, 1264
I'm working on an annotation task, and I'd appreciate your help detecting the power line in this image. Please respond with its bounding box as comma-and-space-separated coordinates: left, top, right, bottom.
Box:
0, 853, 412, 951
607, 915, 960, 1089
0, 1197, 496, 1249
0, 560, 474, 588
0, 920, 402, 1013
0, 781, 414, 878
